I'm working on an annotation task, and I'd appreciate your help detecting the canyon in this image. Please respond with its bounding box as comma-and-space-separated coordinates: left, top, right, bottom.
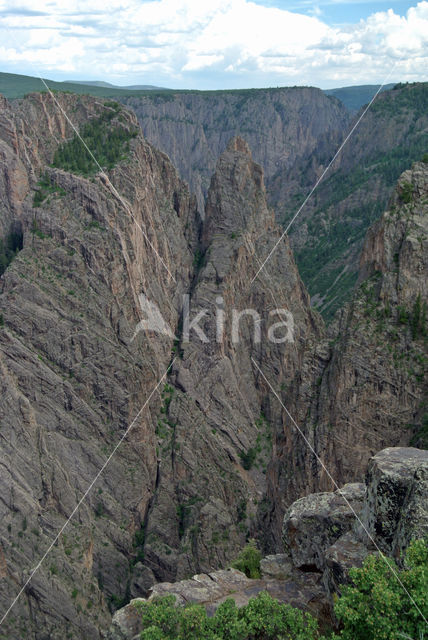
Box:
0, 88, 426, 639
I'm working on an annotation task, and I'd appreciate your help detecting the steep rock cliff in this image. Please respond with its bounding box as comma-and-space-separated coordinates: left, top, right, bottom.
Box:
266, 161, 428, 548
0, 92, 198, 639
140, 136, 322, 584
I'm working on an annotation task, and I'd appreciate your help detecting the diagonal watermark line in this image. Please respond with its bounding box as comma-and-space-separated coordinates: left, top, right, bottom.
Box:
250, 69, 395, 285
251, 357, 428, 628
37, 76, 176, 282
0, 358, 176, 627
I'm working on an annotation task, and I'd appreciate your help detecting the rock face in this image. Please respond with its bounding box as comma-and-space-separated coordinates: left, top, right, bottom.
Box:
0, 93, 323, 637
121, 88, 349, 217
107, 565, 328, 640
266, 161, 428, 546
0, 88, 426, 639
140, 136, 322, 583
0, 92, 198, 639
361, 447, 428, 558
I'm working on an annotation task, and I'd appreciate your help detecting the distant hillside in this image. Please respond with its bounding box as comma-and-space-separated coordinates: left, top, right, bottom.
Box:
0, 72, 172, 100
324, 83, 395, 111
67, 79, 169, 90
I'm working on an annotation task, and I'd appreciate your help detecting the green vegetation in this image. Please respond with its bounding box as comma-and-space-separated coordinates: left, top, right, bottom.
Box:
232, 539, 261, 579
239, 447, 257, 470
331, 538, 428, 640
33, 173, 66, 207
52, 105, 137, 176
411, 294, 427, 340
324, 84, 394, 112
290, 82, 428, 322
400, 181, 414, 204
134, 539, 427, 640
30, 219, 49, 240
411, 413, 428, 449
0, 229, 23, 276
134, 591, 318, 640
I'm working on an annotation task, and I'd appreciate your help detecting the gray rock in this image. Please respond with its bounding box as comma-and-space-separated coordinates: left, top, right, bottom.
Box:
282, 483, 365, 570
322, 531, 369, 597
260, 554, 293, 580
361, 447, 428, 559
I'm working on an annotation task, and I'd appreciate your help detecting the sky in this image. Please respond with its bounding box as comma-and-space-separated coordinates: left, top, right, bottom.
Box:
0, 0, 427, 90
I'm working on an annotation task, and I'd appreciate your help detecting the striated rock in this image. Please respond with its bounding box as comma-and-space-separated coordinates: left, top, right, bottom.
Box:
120, 88, 349, 217
282, 483, 365, 570
322, 447, 428, 598
141, 136, 322, 582
129, 564, 156, 599
0, 92, 198, 639
322, 531, 369, 597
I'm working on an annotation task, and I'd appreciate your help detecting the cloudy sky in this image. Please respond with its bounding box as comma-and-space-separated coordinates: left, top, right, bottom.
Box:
0, 0, 427, 89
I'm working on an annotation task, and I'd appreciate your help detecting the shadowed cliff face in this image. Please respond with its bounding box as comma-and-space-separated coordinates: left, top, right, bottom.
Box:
120, 83, 428, 321
0, 94, 321, 637
120, 87, 350, 218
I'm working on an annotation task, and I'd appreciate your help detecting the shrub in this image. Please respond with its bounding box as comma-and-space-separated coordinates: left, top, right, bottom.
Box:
135, 592, 319, 640
239, 447, 257, 470
400, 181, 414, 203
241, 591, 318, 640
232, 539, 261, 579
333, 538, 428, 640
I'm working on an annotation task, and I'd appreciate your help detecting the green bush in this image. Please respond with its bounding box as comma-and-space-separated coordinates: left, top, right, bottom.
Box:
134, 540, 427, 640
239, 447, 257, 470
135, 591, 319, 640
400, 181, 414, 203
232, 539, 261, 579
332, 538, 428, 640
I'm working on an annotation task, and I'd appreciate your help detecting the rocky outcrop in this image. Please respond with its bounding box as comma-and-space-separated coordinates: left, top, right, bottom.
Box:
0, 87, 426, 639
109, 446, 428, 639
361, 447, 428, 558
0, 94, 323, 637
107, 565, 327, 640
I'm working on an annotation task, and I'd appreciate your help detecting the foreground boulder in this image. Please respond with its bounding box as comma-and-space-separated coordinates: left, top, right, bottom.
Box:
282, 483, 365, 571
361, 447, 428, 558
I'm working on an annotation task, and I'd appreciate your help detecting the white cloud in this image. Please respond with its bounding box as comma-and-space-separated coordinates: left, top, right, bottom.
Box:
0, 0, 427, 88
